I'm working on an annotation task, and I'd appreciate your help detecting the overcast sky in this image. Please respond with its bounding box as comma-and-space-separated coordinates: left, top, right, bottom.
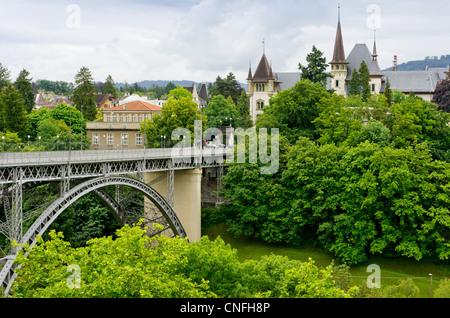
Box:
0, 0, 449, 85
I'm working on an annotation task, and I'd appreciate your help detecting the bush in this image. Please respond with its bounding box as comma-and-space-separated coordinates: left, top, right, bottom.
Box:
382, 279, 420, 298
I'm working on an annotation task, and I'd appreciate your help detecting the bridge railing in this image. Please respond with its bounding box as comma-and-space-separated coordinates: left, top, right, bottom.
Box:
0, 147, 230, 166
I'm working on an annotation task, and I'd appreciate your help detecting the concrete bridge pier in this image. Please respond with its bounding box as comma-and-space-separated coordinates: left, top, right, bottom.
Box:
144, 169, 203, 242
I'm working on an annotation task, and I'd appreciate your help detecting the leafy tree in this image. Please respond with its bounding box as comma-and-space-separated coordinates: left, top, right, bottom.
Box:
37, 117, 69, 141
298, 45, 331, 87
434, 279, 450, 298
382, 279, 420, 298
203, 95, 238, 128
350, 120, 391, 147
222, 136, 450, 265
14, 69, 35, 113
282, 139, 450, 264
73, 66, 97, 121
11, 223, 354, 298
142, 87, 206, 148
255, 79, 330, 142
35, 80, 73, 95
432, 77, 450, 113
0, 131, 23, 152
313, 94, 365, 145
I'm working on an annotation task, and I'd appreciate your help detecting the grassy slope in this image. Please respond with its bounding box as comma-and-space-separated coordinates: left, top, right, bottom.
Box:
203, 224, 450, 298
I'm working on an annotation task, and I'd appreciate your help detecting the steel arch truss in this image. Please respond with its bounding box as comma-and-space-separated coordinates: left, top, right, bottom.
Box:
0, 175, 186, 296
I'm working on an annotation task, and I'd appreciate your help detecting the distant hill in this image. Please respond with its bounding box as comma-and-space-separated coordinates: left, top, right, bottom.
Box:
115, 80, 202, 89
384, 54, 450, 71
115, 80, 248, 90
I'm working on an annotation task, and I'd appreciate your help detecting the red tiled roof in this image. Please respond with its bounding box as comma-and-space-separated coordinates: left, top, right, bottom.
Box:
103, 100, 162, 112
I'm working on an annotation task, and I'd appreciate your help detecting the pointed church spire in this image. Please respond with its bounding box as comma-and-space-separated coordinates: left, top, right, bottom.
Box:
331, 5, 347, 64
247, 60, 253, 80
369, 30, 382, 76
372, 30, 378, 59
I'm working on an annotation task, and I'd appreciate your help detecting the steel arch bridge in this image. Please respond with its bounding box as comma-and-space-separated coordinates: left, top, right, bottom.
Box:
0, 175, 186, 295
0, 147, 227, 296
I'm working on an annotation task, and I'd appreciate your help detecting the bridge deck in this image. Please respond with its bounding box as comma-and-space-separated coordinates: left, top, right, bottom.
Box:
0, 147, 230, 184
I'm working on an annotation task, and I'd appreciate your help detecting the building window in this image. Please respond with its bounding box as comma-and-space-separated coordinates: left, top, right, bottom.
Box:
106, 114, 110, 122
126, 114, 130, 122
119, 114, 123, 122
121, 133, 129, 146
257, 101, 264, 110
372, 84, 376, 92
341, 65, 344, 70
335, 80, 339, 88
92, 133, 99, 145
136, 133, 143, 146
107, 133, 114, 145
112, 114, 117, 122
138, 114, 143, 122
132, 114, 136, 122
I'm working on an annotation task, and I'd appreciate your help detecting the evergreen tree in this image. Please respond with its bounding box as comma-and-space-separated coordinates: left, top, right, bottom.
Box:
103, 75, 118, 96
14, 69, 35, 113
348, 69, 360, 96
298, 45, 331, 87
0, 63, 11, 91
0, 84, 28, 138
73, 66, 97, 121
235, 90, 253, 129
384, 79, 392, 105
210, 72, 241, 104
358, 61, 371, 102
348, 61, 371, 101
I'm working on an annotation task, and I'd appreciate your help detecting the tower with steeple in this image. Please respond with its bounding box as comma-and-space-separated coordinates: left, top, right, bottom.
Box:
329, 5, 349, 96
247, 41, 281, 122
369, 31, 383, 94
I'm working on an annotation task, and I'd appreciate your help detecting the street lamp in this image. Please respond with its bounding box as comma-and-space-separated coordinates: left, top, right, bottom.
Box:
430, 273, 433, 298
28, 135, 30, 149
56, 135, 59, 151
38, 136, 41, 151
2, 135, 4, 152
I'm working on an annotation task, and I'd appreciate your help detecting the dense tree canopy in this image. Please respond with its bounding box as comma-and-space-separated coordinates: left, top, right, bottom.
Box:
12, 223, 356, 298
255, 79, 330, 142
203, 95, 238, 129
142, 87, 206, 148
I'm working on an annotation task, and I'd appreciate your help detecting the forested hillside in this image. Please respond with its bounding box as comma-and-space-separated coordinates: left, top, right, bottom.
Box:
385, 54, 450, 71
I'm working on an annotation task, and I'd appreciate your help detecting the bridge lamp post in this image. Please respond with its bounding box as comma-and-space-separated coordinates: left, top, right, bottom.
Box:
57, 135, 59, 151
27, 135, 30, 149
2, 135, 4, 152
